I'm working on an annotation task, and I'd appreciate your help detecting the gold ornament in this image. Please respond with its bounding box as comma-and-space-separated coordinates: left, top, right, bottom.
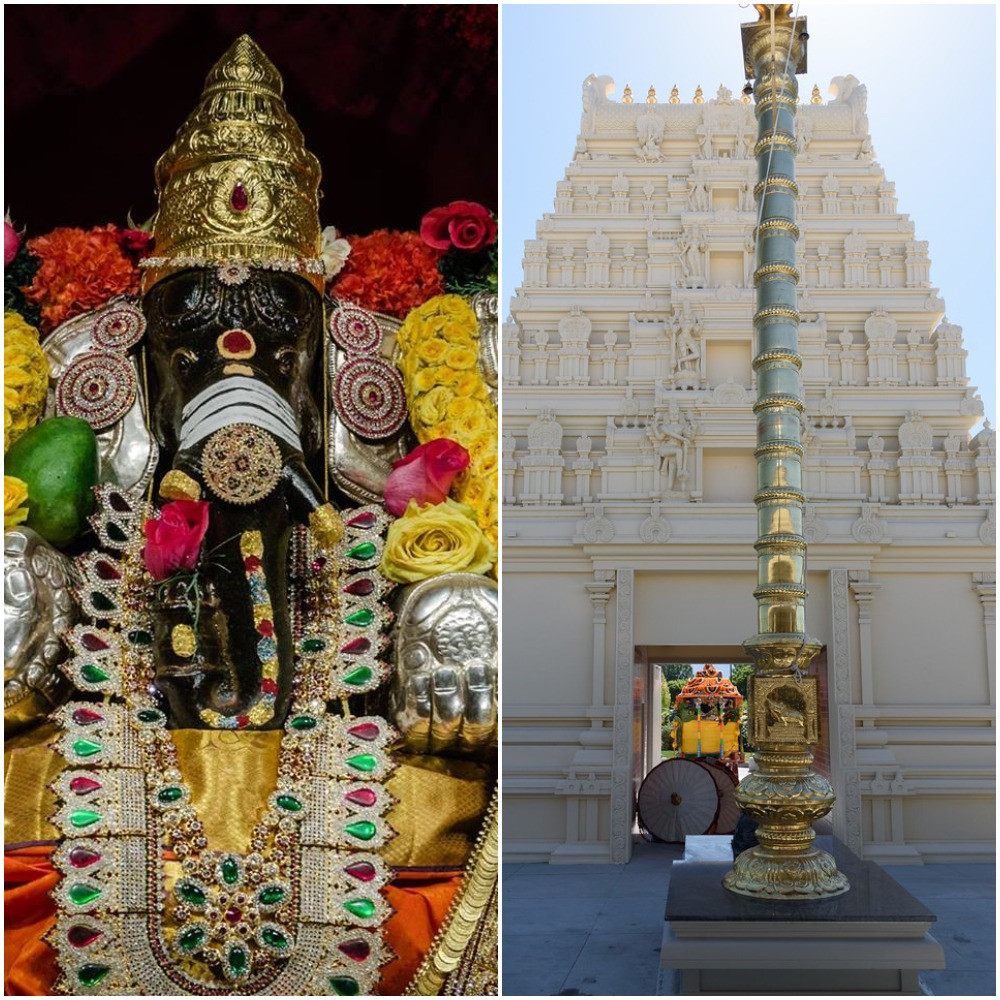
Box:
201, 423, 282, 505
170, 623, 197, 658
142, 35, 324, 295
159, 469, 202, 501
308, 502, 345, 550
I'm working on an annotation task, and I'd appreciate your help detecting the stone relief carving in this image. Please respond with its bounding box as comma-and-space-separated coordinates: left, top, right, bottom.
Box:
639, 501, 671, 542
851, 502, 887, 544
526, 408, 563, 453
647, 401, 697, 497
634, 109, 664, 162
580, 503, 615, 543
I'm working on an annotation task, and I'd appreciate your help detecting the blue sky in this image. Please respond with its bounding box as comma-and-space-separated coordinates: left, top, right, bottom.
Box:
501, 3, 996, 429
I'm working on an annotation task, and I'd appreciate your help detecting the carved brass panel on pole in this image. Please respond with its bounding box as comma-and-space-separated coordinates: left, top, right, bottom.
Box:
724, 5, 849, 899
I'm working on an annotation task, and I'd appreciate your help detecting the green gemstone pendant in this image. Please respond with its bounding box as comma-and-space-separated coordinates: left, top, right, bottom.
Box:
71, 738, 102, 758
68, 884, 102, 906
79, 663, 109, 684
258, 886, 287, 906
300, 637, 326, 654
343, 608, 375, 627
261, 926, 289, 950
289, 715, 317, 731
276, 794, 302, 813
329, 976, 361, 996
346, 753, 378, 774
228, 945, 249, 977
345, 541, 377, 561
157, 786, 184, 805
78, 964, 111, 987
343, 665, 373, 686
343, 898, 376, 920
177, 925, 205, 952
345, 820, 377, 841
177, 882, 206, 906
220, 857, 240, 884
69, 809, 101, 829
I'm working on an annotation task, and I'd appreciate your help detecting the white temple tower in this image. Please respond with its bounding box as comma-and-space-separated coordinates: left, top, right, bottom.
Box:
502, 76, 995, 865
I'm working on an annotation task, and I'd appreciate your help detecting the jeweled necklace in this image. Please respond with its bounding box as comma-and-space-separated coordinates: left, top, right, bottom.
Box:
49, 485, 397, 996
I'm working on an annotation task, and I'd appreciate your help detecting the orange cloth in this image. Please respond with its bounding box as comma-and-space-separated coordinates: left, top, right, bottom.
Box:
3, 846, 461, 996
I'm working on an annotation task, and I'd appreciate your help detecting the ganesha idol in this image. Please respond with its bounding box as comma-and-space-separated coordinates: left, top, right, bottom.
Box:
4, 36, 498, 996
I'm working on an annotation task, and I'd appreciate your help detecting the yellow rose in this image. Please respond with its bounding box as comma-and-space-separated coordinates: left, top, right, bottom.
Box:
453, 370, 481, 397
447, 396, 480, 421
430, 365, 459, 387
4, 475, 29, 529
412, 367, 442, 394
415, 337, 449, 365
444, 345, 478, 370
380, 498, 497, 583
415, 385, 454, 427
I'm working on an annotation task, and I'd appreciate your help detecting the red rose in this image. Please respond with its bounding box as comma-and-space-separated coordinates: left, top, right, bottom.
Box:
117, 228, 154, 256
384, 438, 471, 516
144, 500, 210, 580
420, 201, 496, 252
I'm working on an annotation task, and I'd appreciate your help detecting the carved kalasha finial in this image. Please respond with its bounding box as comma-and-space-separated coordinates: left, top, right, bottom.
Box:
669, 84, 680, 104
693, 85, 704, 104
622, 83, 633, 104
646, 85, 657, 104
811, 84, 821, 103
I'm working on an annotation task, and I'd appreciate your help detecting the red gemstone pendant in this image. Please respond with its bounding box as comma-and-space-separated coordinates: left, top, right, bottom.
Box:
345, 788, 377, 808
347, 722, 380, 742
342, 578, 375, 597
69, 777, 102, 796
231, 183, 249, 212
71, 708, 104, 727
344, 861, 377, 883
67, 925, 103, 948
338, 939, 370, 962
68, 846, 102, 868
340, 637, 371, 656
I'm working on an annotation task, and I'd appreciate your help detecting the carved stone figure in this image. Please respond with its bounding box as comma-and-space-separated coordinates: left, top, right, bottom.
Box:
648, 402, 696, 495
634, 109, 665, 162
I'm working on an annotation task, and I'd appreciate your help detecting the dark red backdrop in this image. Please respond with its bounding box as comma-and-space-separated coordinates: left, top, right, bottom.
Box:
5, 5, 497, 237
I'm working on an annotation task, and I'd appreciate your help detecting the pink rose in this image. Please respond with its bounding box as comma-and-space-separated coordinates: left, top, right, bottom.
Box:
5, 220, 21, 267
384, 439, 471, 516
144, 500, 210, 580
420, 201, 497, 252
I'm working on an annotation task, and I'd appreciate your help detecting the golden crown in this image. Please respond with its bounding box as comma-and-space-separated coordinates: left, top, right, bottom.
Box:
141, 35, 325, 294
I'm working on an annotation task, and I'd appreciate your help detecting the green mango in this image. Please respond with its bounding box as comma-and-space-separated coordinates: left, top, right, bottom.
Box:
5, 417, 99, 547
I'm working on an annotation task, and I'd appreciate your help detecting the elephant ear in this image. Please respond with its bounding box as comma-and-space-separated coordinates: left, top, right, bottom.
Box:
323, 299, 416, 505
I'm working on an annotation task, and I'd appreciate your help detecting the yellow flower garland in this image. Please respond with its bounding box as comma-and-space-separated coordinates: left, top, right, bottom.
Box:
4, 311, 49, 452
396, 295, 498, 561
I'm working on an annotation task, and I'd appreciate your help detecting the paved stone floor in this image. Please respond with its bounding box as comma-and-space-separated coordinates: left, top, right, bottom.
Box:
502, 841, 996, 996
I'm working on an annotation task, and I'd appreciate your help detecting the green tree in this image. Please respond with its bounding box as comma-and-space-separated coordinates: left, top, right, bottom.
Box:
730, 663, 754, 701
666, 678, 687, 707
659, 663, 693, 682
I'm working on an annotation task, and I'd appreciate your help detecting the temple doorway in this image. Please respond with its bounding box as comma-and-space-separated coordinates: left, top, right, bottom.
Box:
635, 648, 751, 843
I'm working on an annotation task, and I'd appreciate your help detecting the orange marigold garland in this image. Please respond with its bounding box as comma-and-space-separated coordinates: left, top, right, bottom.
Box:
330, 230, 444, 319
22, 225, 143, 334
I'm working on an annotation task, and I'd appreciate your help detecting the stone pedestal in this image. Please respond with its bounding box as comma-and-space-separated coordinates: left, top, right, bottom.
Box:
659, 836, 944, 996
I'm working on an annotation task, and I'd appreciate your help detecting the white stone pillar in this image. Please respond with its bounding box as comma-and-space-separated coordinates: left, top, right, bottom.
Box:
972, 573, 996, 705
850, 575, 880, 711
